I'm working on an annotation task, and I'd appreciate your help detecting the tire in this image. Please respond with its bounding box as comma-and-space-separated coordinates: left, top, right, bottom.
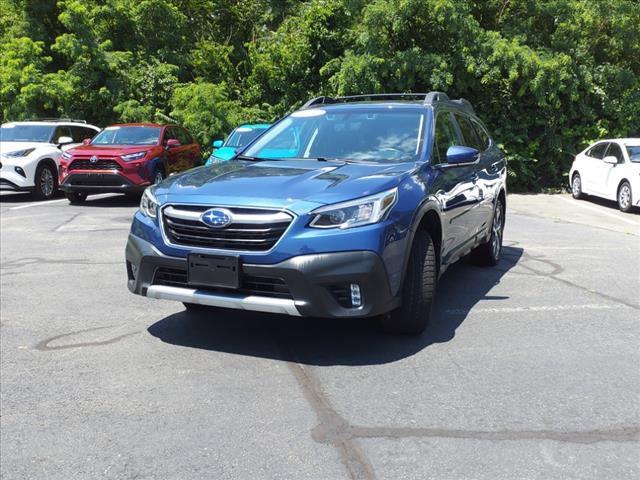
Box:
617, 181, 633, 213
33, 162, 57, 200
471, 196, 505, 266
380, 230, 437, 335
66, 192, 87, 204
571, 173, 583, 199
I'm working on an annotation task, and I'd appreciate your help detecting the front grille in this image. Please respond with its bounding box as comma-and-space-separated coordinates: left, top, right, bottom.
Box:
153, 267, 292, 299
162, 205, 293, 252
69, 159, 122, 171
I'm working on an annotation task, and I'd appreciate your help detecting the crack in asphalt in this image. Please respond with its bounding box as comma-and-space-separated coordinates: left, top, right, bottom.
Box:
1, 257, 123, 270
286, 361, 377, 480
34, 326, 140, 351
51, 212, 82, 232
285, 359, 640, 480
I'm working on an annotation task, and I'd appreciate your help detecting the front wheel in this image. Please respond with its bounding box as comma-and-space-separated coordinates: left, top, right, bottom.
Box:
33, 163, 57, 200
618, 181, 633, 213
380, 230, 437, 335
66, 192, 87, 204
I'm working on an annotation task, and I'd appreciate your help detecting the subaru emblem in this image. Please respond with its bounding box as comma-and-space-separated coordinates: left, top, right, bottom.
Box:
89, 155, 98, 163
201, 208, 233, 228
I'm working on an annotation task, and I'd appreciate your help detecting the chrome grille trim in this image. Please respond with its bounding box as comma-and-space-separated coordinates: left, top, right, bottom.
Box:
163, 205, 291, 224
160, 203, 295, 253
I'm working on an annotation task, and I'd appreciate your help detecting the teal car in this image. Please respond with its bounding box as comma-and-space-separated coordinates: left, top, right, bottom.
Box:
205, 123, 271, 165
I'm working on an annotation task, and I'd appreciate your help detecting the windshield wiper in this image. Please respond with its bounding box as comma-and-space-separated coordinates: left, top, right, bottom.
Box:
236, 155, 271, 162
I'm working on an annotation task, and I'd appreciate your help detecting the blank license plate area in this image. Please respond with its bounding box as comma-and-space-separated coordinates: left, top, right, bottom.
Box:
187, 253, 240, 289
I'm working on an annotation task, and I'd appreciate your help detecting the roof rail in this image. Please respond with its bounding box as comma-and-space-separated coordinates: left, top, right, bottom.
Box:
302, 96, 336, 109
300, 91, 475, 112
423, 91, 449, 104
449, 98, 475, 113
29, 118, 88, 124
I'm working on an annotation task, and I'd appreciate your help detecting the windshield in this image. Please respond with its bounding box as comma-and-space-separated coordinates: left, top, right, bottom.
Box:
626, 145, 640, 163
92, 126, 161, 146
243, 108, 427, 163
0, 124, 54, 142
226, 127, 268, 148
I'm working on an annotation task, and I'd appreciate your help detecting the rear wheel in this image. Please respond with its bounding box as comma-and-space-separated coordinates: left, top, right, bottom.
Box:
571, 173, 583, 199
471, 197, 505, 266
66, 192, 87, 204
618, 181, 633, 213
380, 230, 437, 335
33, 163, 57, 200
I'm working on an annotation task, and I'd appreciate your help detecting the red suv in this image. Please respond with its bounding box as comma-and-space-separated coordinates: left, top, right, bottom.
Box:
59, 123, 201, 203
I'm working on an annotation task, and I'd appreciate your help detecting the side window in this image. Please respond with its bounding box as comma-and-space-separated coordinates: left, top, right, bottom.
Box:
83, 127, 98, 140
70, 126, 94, 142
180, 128, 194, 145
53, 126, 72, 143
162, 127, 177, 146
606, 143, 624, 163
454, 113, 482, 151
175, 127, 191, 145
432, 112, 461, 164
586, 143, 608, 159
470, 118, 491, 151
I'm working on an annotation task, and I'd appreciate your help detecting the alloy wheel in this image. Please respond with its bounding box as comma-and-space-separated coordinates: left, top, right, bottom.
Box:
619, 184, 631, 210
491, 202, 503, 259
572, 175, 581, 197
40, 167, 54, 197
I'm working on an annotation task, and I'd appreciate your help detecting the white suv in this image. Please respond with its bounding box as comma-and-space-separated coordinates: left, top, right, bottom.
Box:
570, 138, 640, 212
0, 120, 101, 199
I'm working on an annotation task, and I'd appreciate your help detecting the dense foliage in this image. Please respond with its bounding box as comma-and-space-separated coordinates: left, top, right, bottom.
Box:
1, 0, 638, 190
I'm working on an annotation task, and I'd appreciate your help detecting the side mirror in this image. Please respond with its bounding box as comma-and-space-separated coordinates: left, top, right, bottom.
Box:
603, 155, 618, 165
166, 138, 181, 149
445, 145, 479, 165
82, 138, 91, 146
212, 140, 223, 148
57, 136, 73, 146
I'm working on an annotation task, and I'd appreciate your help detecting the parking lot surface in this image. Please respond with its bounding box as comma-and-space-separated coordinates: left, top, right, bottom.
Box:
1, 192, 639, 479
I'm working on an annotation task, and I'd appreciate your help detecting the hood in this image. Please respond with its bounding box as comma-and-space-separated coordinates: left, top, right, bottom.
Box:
0, 141, 49, 155
154, 159, 416, 210
67, 145, 157, 156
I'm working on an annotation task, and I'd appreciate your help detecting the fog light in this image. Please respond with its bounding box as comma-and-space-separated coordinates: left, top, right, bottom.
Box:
350, 283, 361, 307
14, 166, 26, 177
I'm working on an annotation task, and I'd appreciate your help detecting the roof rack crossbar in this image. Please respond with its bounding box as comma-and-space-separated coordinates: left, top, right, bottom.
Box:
28, 118, 88, 123
302, 96, 336, 109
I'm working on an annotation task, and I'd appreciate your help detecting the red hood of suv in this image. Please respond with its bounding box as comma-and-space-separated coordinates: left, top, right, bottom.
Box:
68, 145, 160, 156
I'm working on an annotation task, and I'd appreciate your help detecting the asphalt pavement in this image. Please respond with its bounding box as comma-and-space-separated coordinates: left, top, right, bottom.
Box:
1, 191, 638, 479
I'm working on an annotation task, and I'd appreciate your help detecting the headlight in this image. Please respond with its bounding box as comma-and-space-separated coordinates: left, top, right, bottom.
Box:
61, 151, 73, 160
309, 188, 398, 229
140, 187, 159, 219
4, 148, 35, 158
121, 151, 147, 162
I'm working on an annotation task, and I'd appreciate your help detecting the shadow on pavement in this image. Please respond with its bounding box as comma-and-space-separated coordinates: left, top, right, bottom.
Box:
579, 195, 639, 214
74, 194, 141, 208
148, 246, 524, 366
0, 191, 65, 203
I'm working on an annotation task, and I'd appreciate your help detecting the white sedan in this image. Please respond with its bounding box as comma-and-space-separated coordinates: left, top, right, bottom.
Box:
569, 138, 640, 212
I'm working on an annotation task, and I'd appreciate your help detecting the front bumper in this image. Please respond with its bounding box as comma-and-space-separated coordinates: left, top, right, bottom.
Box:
0, 167, 34, 190
126, 234, 398, 318
60, 172, 149, 194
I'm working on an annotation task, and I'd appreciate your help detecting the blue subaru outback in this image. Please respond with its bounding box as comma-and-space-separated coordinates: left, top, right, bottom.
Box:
126, 92, 507, 334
